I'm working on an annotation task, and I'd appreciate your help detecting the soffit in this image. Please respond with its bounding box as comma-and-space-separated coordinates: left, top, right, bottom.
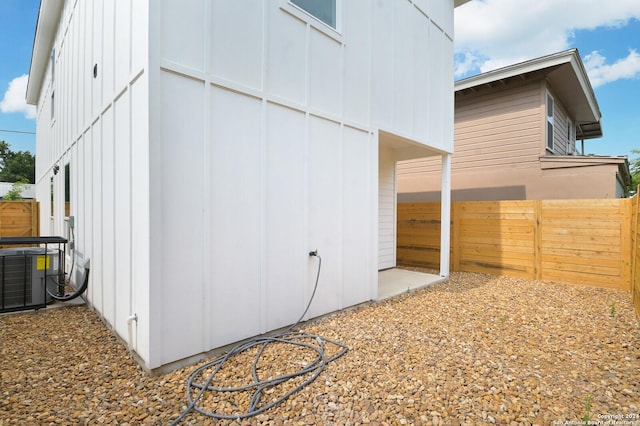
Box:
455, 49, 602, 139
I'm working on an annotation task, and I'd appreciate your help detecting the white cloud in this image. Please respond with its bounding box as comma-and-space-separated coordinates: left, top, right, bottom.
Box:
0, 74, 36, 119
584, 49, 640, 87
454, 0, 640, 80
454, 51, 483, 77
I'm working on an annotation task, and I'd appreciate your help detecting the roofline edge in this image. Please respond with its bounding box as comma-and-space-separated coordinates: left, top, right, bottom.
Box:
26, 0, 64, 106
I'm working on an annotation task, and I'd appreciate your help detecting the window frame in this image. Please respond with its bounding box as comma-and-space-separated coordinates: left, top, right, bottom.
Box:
567, 118, 575, 154
284, 0, 341, 37
50, 48, 56, 123
51, 91, 55, 121
50, 48, 55, 83
546, 92, 555, 152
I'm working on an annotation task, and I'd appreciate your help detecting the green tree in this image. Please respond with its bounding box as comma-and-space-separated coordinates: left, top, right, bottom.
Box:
630, 149, 640, 195
3, 178, 29, 200
0, 141, 35, 184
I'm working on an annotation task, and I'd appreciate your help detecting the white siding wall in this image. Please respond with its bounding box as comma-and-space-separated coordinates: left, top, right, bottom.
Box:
33, 0, 150, 358
378, 146, 397, 269
371, 1, 455, 151
153, 1, 355, 368
151, 0, 379, 367
34, 0, 455, 371
371, 1, 455, 266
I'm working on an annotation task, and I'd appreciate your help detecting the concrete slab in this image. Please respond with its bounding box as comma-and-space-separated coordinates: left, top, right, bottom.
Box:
378, 268, 445, 300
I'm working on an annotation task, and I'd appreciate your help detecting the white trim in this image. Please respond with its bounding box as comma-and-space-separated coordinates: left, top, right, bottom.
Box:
456, 50, 578, 91
546, 91, 555, 152
456, 49, 601, 125
567, 118, 575, 154
27, 0, 65, 104
439, 153, 451, 277
281, 1, 343, 43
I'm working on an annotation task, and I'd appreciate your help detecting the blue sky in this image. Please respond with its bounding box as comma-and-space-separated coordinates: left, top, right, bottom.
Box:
455, 0, 640, 159
1, 0, 639, 161
0, 0, 38, 153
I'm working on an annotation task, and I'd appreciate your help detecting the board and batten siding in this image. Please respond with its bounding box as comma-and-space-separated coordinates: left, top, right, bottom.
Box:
33, 0, 456, 371
150, 0, 454, 368
33, 0, 150, 356
149, 0, 380, 367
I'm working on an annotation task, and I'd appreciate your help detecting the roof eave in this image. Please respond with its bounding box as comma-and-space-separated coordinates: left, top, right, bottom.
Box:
26, 0, 64, 106
454, 0, 472, 7
455, 50, 579, 91
455, 49, 602, 129
565, 53, 601, 122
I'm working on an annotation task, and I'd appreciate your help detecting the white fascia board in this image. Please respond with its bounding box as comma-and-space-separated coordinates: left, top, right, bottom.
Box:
568, 55, 601, 122
26, 0, 64, 105
455, 49, 601, 122
455, 50, 577, 91
454, 0, 472, 7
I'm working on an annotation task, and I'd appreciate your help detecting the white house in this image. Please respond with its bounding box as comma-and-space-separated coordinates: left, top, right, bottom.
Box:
27, 0, 468, 372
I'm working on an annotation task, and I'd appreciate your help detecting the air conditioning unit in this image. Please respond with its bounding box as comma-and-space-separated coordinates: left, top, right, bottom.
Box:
0, 247, 62, 312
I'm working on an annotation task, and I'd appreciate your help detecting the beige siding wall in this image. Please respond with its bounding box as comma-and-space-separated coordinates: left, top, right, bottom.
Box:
454, 82, 543, 169
540, 165, 620, 199
398, 81, 544, 199
401, 165, 622, 201
397, 80, 598, 202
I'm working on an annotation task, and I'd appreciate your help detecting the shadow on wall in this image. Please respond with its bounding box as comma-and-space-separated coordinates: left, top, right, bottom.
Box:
398, 186, 527, 203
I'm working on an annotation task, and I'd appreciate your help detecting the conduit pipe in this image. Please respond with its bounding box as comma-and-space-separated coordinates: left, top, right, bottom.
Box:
127, 313, 138, 351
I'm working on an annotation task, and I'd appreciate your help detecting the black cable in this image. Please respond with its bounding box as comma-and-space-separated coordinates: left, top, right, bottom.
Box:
170, 253, 348, 424
45, 224, 89, 301
68, 224, 76, 285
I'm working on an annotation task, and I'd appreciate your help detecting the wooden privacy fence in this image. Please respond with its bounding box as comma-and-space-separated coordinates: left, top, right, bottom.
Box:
0, 200, 40, 240
398, 199, 632, 291
631, 193, 640, 320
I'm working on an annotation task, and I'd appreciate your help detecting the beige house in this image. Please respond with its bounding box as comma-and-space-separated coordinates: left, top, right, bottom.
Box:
398, 49, 631, 202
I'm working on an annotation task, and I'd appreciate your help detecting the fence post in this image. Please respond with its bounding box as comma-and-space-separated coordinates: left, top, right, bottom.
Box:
31, 199, 39, 237
621, 199, 632, 291
452, 202, 460, 272
633, 186, 640, 319
534, 200, 542, 281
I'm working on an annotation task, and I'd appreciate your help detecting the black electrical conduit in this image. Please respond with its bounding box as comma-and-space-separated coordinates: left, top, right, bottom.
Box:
45, 260, 90, 302
170, 252, 349, 424
45, 224, 90, 302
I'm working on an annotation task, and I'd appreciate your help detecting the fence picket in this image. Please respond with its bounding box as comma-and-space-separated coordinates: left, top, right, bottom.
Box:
398, 199, 632, 291
0, 200, 40, 241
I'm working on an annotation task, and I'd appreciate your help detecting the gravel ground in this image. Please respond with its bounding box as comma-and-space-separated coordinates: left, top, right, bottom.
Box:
1, 272, 640, 425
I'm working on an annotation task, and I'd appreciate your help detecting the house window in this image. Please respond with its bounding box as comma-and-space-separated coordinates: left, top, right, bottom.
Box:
546, 93, 554, 151
51, 48, 55, 121
567, 119, 574, 154
290, 0, 336, 28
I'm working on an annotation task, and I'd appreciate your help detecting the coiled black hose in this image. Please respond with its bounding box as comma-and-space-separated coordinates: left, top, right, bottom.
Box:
170, 253, 348, 424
